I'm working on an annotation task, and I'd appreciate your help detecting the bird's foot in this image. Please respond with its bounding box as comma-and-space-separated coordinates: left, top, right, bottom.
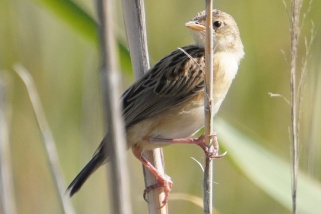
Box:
193, 134, 227, 158
143, 175, 173, 207
132, 146, 172, 207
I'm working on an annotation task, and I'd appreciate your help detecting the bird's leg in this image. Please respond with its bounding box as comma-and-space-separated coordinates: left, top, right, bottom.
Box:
151, 134, 226, 158
131, 145, 172, 206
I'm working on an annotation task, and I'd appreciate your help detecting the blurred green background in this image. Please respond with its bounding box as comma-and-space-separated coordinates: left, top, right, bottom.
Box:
1, 0, 321, 213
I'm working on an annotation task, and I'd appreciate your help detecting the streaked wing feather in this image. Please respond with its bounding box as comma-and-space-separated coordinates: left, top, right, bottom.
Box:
122, 45, 205, 127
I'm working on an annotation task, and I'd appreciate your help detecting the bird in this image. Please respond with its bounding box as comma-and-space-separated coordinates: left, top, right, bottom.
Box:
67, 9, 244, 205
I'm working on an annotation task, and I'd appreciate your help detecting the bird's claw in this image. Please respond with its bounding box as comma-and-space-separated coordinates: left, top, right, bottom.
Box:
143, 175, 173, 207
196, 134, 226, 158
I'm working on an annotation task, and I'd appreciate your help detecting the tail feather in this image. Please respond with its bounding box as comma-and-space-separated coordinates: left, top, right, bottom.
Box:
67, 153, 103, 197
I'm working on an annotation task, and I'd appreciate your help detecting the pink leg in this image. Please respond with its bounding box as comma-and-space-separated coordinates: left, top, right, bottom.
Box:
132, 146, 172, 206
151, 134, 226, 158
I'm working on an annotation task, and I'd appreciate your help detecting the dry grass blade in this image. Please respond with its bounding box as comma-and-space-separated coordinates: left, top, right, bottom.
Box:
203, 0, 214, 214
120, 0, 168, 213
289, 0, 303, 213
14, 64, 75, 214
96, 0, 132, 213
121, 0, 150, 79
0, 72, 17, 214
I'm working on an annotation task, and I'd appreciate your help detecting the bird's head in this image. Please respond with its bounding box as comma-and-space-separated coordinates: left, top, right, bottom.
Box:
185, 9, 244, 57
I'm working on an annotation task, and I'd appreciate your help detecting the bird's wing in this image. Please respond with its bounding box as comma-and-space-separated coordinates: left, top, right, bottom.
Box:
122, 45, 205, 127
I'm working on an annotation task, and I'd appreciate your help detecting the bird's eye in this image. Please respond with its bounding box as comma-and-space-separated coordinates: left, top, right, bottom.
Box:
213, 21, 222, 28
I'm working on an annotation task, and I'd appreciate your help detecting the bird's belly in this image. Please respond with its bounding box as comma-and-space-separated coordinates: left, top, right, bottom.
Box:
127, 94, 225, 150
151, 104, 204, 139
137, 96, 205, 150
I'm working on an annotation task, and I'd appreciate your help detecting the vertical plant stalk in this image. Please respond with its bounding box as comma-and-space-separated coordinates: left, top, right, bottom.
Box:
121, 0, 168, 213
96, 0, 132, 213
121, 0, 149, 78
14, 64, 75, 214
290, 0, 303, 213
203, 0, 214, 214
0, 73, 17, 214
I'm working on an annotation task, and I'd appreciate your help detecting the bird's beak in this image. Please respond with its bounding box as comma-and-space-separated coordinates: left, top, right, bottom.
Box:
185, 21, 205, 31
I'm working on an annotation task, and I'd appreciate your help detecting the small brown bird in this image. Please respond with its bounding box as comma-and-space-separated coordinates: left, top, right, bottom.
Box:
67, 9, 244, 205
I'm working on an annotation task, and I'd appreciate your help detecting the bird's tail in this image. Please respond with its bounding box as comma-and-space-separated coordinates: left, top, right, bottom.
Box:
67, 148, 105, 197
